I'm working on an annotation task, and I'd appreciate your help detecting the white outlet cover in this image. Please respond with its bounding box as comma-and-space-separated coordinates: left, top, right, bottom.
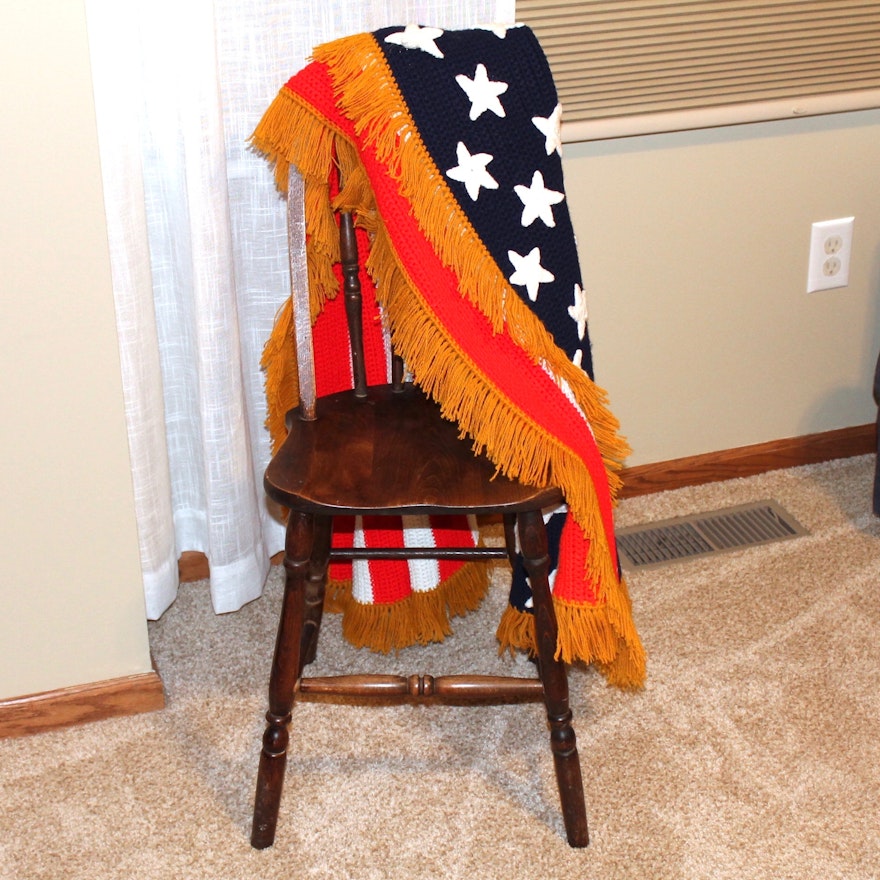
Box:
807, 217, 854, 293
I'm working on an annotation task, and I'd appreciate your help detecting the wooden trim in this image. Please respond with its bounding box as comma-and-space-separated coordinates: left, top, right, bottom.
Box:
178, 549, 211, 583
620, 423, 876, 498
179, 549, 283, 583
0, 668, 165, 739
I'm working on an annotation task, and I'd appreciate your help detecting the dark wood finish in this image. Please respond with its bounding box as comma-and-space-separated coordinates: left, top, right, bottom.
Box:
265, 385, 562, 515
253, 210, 583, 850
518, 508, 589, 847
392, 353, 405, 391
340, 212, 367, 398
300, 515, 331, 668
329, 545, 509, 560
298, 674, 545, 701
620, 423, 876, 497
252, 511, 312, 849
0, 669, 164, 739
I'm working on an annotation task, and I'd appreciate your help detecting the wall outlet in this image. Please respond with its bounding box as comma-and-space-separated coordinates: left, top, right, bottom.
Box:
807, 217, 854, 293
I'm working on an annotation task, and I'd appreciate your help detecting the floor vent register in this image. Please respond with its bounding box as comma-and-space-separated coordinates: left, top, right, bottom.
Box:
616, 500, 808, 570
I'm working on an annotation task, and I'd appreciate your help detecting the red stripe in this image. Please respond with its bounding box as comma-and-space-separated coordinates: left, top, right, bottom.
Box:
361, 515, 411, 604
328, 514, 354, 586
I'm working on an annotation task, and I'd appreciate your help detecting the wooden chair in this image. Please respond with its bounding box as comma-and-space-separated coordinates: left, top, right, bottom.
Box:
251, 172, 589, 849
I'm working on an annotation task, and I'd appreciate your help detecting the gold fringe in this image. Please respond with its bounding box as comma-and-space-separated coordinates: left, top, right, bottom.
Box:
495, 605, 536, 656
259, 298, 298, 454
374, 210, 638, 672
250, 87, 342, 317
496, 592, 645, 691
249, 85, 338, 191
324, 577, 352, 614
552, 591, 645, 690
342, 591, 449, 652
339, 562, 489, 653
438, 561, 488, 619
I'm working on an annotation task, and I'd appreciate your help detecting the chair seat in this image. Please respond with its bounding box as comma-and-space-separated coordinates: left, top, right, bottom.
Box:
264, 384, 563, 515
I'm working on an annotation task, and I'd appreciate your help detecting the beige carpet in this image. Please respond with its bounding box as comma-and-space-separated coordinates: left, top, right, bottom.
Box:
2, 455, 879, 879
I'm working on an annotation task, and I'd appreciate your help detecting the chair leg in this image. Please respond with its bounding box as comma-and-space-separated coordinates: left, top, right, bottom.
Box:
251, 511, 314, 849
502, 513, 518, 569
300, 515, 332, 668
517, 509, 590, 848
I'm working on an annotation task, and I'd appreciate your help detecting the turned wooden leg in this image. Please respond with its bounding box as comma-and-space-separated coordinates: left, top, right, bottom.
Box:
518, 508, 590, 848
251, 511, 312, 849
502, 513, 518, 570
300, 515, 331, 668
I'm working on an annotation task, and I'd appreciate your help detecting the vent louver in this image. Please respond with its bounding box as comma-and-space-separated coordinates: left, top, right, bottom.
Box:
616, 500, 807, 570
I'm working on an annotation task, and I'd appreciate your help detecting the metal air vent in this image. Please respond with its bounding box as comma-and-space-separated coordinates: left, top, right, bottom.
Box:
616, 500, 808, 571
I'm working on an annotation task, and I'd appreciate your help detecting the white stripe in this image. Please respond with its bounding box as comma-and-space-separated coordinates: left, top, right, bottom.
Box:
540, 360, 594, 441
467, 514, 480, 545
402, 515, 441, 593
351, 515, 374, 604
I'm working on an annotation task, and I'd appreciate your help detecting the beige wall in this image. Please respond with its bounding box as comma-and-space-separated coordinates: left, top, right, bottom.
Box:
564, 110, 880, 465
0, 2, 153, 699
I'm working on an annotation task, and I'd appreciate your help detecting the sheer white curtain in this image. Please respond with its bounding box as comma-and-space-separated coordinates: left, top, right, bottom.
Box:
85, 0, 514, 619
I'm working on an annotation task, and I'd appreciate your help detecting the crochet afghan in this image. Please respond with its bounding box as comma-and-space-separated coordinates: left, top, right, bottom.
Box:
252, 23, 645, 689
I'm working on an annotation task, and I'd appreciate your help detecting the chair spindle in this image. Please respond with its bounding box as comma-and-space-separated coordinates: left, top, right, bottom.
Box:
339, 212, 368, 398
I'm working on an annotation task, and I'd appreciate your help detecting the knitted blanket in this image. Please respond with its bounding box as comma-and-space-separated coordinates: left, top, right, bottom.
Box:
252, 24, 645, 689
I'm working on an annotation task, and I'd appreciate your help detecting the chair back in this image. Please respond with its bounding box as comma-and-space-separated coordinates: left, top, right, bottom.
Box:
286, 168, 317, 419
287, 168, 404, 420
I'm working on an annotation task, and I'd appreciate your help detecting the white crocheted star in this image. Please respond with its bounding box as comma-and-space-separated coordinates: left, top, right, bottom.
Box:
446, 141, 498, 201
508, 247, 555, 302
384, 25, 445, 59
455, 63, 508, 120
567, 283, 588, 340
532, 103, 563, 156
524, 566, 558, 608
514, 170, 564, 227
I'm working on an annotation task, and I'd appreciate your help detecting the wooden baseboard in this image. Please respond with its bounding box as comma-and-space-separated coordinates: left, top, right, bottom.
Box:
0, 668, 165, 739
178, 550, 283, 583
177, 423, 877, 579
178, 549, 212, 583
619, 423, 876, 498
